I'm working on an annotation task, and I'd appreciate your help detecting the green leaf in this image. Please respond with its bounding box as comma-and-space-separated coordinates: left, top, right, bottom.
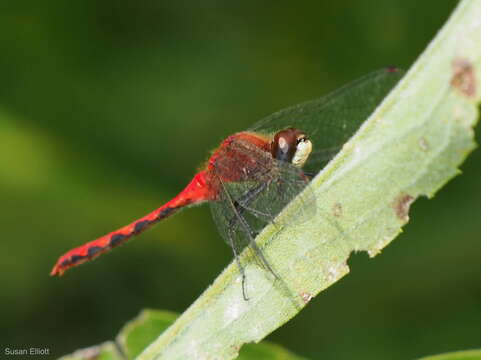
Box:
419, 349, 481, 360
58, 309, 306, 360
137, 0, 481, 359
58, 342, 122, 360
117, 309, 178, 360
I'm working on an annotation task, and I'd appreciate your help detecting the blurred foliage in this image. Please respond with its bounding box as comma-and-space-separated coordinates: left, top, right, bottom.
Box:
0, 1, 479, 359
419, 350, 481, 360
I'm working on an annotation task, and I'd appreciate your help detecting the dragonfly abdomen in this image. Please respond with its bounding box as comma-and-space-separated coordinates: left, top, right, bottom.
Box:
51, 172, 212, 276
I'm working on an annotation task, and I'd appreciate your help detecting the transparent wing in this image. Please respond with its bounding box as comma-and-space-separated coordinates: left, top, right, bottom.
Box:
211, 68, 402, 268
249, 68, 403, 174
210, 138, 314, 256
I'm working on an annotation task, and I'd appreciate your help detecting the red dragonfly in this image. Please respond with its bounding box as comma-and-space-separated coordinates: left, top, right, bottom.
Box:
51, 68, 402, 296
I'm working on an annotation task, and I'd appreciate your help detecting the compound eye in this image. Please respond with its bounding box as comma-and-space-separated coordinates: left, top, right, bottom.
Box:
271, 128, 303, 163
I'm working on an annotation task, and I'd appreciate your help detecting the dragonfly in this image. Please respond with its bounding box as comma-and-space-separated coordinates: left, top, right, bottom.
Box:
51, 68, 402, 299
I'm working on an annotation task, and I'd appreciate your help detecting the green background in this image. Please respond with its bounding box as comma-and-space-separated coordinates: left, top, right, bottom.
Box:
0, 1, 479, 359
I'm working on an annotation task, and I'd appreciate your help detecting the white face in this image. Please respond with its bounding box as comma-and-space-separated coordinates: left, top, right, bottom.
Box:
292, 136, 312, 167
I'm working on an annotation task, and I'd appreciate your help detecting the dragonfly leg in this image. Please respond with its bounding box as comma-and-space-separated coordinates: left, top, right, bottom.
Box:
235, 204, 276, 224
229, 182, 273, 226
232, 203, 279, 281
236, 182, 267, 207
219, 178, 278, 298
247, 233, 279, 281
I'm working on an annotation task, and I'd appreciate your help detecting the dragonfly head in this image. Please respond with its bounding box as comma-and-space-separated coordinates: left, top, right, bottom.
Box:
271, 128, 312, 167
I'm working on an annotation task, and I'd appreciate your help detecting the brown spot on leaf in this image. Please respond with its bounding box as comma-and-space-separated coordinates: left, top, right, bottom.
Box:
418, 137, 429, 151
333, 202, 343, 217
300, 292, 313, 303
451, 58, 476, 98
393, 194, 414, 221
230, 344, 241, 353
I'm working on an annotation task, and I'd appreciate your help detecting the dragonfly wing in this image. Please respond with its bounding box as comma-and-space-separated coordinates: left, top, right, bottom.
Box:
209, 135, 278, 255
211, 141, 315, 254
240, 160, 316, 229
249, 68, 403, 173
210, 183, 252, 256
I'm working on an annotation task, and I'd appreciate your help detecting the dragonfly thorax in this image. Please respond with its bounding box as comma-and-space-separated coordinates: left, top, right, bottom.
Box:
271, 128, 312, 167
